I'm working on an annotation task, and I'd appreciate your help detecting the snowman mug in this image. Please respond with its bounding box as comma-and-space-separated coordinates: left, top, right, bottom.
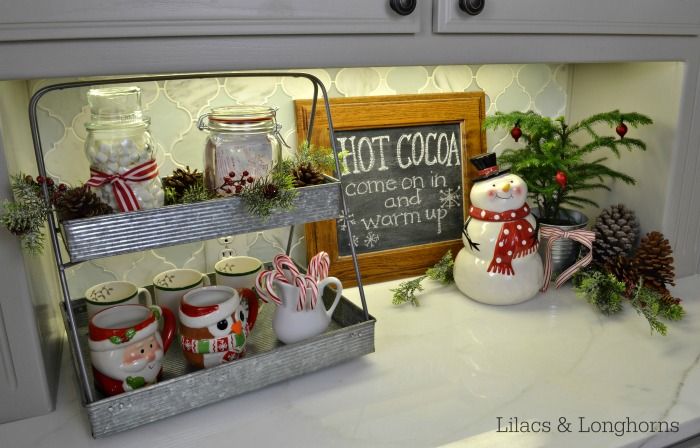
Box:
85, 280, 152, 319
88, 304, 175, 396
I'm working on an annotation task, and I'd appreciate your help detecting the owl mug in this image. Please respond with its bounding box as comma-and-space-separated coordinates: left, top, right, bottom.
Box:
179, 285, 258, 369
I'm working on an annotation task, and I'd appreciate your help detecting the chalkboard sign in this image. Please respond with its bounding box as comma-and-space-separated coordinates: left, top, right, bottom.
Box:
335, 123, 464, 256
295, 93, 486, 285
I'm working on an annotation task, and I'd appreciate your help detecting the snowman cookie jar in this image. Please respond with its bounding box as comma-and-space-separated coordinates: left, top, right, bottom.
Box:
454, 153, 543, 305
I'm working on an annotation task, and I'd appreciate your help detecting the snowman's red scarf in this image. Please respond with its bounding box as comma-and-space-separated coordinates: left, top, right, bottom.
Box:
469, 204, 538, 276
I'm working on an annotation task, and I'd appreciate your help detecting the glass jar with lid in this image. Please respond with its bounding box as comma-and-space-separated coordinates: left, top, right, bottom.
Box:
198, 106, 284, 196
84, 86, 163, 212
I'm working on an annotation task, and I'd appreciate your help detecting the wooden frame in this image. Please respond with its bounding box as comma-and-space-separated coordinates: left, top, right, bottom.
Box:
295, 93, 486, 286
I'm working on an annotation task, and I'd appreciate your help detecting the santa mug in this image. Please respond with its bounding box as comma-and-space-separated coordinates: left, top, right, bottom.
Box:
179, 285, 258, 369
85, 280, 152, 319
88, 304, 175, 396
214, 256, 262, 291
153, 269, 210, 328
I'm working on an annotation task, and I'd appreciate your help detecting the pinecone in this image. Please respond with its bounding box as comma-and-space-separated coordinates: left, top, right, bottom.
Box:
163, 166, 203, 197
605, 255, 639, 295
291, 162, 325, 188
54, 185, 113, 221
659, 289, 682, 307
630, 231, 675, 292
592, 204, 640, 267
262, 183, 279, 200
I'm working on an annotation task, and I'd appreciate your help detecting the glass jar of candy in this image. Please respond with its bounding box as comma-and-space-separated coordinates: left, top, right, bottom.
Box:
198, 106, 284, 196
84, 86, 163, 212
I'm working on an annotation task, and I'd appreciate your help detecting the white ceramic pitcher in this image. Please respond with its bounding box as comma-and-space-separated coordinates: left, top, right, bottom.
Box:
272, 276, 342, 344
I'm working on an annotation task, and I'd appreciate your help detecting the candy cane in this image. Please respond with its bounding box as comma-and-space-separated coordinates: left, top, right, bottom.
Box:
291, 274, 308, 311
274, 254, 306, 309
254, 270, 274, 303
308, 251, 330, 281
255, 270, 282, 305
273, 254, 300, 282
268, 252, 332, 310
304, 275, 320, 310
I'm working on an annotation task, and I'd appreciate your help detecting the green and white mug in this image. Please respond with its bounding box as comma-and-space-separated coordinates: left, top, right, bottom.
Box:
85, 281, 152, 319
153, 269, 210, 327
215, 256, 263, 291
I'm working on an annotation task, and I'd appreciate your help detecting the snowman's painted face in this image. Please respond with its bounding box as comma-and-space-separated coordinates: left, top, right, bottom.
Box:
470, 173, 528, 213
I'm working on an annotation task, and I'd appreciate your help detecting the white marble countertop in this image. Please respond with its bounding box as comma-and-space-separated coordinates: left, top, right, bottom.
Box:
2, 276, 700, 448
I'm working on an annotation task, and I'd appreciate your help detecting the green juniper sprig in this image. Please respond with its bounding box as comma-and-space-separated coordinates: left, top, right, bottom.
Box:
181, 182, 216, 204
240, 167, 298, 220
575, 267, 684, 336
658, 297, 685, 322
629, 280, 669, 336
0, 174, 54, 255
279, 140, 351, 178
573, 269, 625, 315
391, 251, 454, 306
391, 276, 425, 307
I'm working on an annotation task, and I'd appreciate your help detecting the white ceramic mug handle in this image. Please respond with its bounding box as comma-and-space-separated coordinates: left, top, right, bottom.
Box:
201, 274, 211, 286
318, 276, 342, 318
137, 287, 152, 307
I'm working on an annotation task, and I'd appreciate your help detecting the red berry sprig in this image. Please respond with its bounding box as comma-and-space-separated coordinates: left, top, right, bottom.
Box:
217, 170, 255, 196
27, 174, 68, 204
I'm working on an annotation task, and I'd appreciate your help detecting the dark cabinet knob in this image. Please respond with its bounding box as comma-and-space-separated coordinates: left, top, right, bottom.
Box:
389, 0, 417, 16
459, 0, 485, 15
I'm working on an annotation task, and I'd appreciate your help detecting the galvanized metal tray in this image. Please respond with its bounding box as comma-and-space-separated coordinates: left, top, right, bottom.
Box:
61, 177, 341, 263
63, 289, 375, 438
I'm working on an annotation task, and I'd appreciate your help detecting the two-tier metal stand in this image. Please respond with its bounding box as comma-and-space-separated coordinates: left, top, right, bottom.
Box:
29, 72, 374, 438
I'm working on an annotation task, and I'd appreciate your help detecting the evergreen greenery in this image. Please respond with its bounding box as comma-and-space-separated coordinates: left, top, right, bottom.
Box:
629, 281, 669, 336
240, 167, 298, 219
0, 174, 52, 254
278, 140, 351, 178
391, 251, 454, 306
574, 267, 685, 335
180, 182, 215, 204
483, 110, 652, 224
574, 269, 625, 315
391, 277, 425, 307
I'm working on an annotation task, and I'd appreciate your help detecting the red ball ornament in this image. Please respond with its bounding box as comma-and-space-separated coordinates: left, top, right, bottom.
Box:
510, 125, 522, 142
616, 121, 628, 139
555, 170, 567, 189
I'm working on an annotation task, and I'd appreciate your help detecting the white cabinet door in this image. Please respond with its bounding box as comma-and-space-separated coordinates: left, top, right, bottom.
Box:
0, 0, 420, 42
434, 0, 700, 35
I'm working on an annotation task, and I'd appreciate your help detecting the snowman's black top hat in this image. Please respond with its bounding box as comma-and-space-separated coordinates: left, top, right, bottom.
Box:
470, 153, 510, 182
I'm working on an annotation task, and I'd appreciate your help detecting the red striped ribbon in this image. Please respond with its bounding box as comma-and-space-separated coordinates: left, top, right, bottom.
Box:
540, 227, 596, 292
86, 159, 159, 212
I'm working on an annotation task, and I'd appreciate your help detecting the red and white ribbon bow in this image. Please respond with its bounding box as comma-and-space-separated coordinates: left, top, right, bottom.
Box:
540, 227, 596, 292
86, 159, 159, 212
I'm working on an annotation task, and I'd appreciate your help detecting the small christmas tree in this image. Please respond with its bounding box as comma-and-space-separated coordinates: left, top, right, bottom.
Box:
483, 110, 652, 224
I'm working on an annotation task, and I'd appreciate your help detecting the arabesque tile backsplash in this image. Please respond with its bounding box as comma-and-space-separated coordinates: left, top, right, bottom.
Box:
29, 64, 569, 298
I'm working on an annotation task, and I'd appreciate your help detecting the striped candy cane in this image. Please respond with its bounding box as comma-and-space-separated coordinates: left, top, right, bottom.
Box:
255, 270, 282, 305
274, 254, 307, 309
303, 275, 320, 310
273, 254, 300, 282
308, 251, 330, 282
